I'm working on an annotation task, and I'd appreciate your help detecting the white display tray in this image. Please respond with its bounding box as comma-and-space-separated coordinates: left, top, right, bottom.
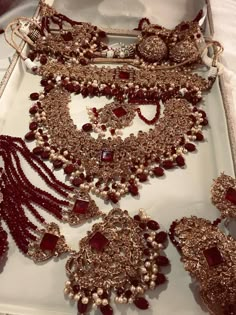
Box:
0, 1, 235, 315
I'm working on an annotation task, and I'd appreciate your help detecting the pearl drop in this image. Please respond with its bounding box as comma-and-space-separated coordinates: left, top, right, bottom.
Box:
82, 297, 89, 304
102, 299, 108, 306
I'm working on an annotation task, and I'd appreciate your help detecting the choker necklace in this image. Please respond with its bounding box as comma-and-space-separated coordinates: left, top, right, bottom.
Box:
169, 216, 236, 315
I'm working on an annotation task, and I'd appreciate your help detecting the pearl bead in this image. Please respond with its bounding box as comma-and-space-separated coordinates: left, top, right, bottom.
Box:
97, 288, 103, 295
102, 299, 108, 306
140, 267, 147, 274
68, 293, 74, 299
96, 298, 102, 305
74, 294, 81, 301
145, 261, 151, 268
144, 275, 150, 282
64, 288, 69, 294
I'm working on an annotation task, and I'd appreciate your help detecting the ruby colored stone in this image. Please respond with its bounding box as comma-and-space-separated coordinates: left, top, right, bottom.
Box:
138, 173, 148, 182
198, 110, 206, 118
101, 150, 114, 162
98, 30, 106, 38
112, 106, 127, 118
176, 156, 185, 167
139, 222, 146, 229
89, 231, 109, 251
65, 83, 75, 93
77, 300, 88, 314
162, 160, 174, 169
40, 233, 59, 251
72, 177, 84, 187
100, 304, 113, 315
108, 193, 119, 204
40, 79, 48, 87
73, 199, 89, 215
30, 93, 39, 101
41, 151, 50, 159
195, 132, 204, 141
103, 86, 112, 96
82, 123, 93, 132
80, 58, 88, 66
133, 215, 141, 221
111, 88, 119, 96
155, 231, 168, 243
29, 122, 38, 130
155, 273, 166, 285
143, 233, 150, 239
74, 85, 81, 94
156, 256, 169, 266
40, 55, 47, 65
203, 246, 224, 267
61, 31, 73, 41
201, 118, 208, 126
25, 131, 35, 141
153, 167, 164, 177
185, 143, 196, 152
72, 285, 80, 294
33, 146, 44, 155
116, 288, 124, 296
225, 187, 236, 204
147, 220, 159, 230
125, 290, 132, 298
130, 278, 139, 287
84, 51, 94, 59
134, 297, 149, 310
64, 164, 75, 175
119, 71, 130, 80
143, 248, 150, 256
128, 185, 139, 196
53, 160, 63, 169
29, 105, 38, 114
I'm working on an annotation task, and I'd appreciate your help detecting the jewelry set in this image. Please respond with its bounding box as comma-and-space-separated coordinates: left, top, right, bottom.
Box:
1, 1, 235, 314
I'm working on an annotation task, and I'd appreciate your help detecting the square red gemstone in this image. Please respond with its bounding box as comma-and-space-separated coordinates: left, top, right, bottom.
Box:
89, 231, 109, 251
73, 199, 89, 214
40, 233, 59, 252
118, 71, 130, 80
225, 187, 236, 205
101, 150, 114, 162
112, 106, 127, 118
203, 246, 224, 267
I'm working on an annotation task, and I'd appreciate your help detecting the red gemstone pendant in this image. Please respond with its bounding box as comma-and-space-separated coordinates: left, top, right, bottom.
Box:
89, 231, 109, 251
73, 199, 89, 215
225, 187, 236, 205
203, 246, 224, 267
40, 233, 59, 252
118, 71, 130, 80
101, 150, 114, 162
112, 106, 127, 118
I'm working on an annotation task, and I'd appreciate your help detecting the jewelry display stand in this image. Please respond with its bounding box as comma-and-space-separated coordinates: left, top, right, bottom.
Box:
0, 1, 235, 315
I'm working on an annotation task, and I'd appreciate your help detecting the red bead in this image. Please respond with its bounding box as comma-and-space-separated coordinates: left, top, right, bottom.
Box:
225, 187, 236, 204
112, 106, 127, 118
89, 231, 109, 251
25, 131, 35, 141
73, 199, 89, 214
29, 122, 38, 131
30, 93, 39, 100
108, 193, 119, 204
103, 86, 112, 96
176, 156, 185, 167
128, 185, 139, 196
101, 150, 114, 162
33, 146, 44, 155
147, 220, 159, 230
73, 285, 80, 294
134, 297, 149, 310
40, 233, 59, 251
153, 167, 164, 177
72, 177, 84, 187
155, 231, 168, 243
61, 31, 73, 41
53, 160, 63, 169
195, 132, 204, 141
82, 123, 93, 132
84, 51, 94, 59
156, 256, 169, 266
201, 118, 208, 126
162, 160, 174, 169
77, 300, 88, 314
100, 304, 113, 315
138, 173, 148, 182
64, 164, 75, 175
41, 151, 50, 160
155, 273, 166, 285
185, 143, 196, 152
203, 246, 223, 267
118, 71, 130, 80
40, 55, 47, 65
29, 105, 38, 114
80, 58, 88, 66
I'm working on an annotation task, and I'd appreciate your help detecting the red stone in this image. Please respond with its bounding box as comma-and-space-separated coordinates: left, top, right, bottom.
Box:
77, 300, 88, 314
25, 131, 35, 141
108, 193, 119, 204
147, 220, 159, 230
133, 215, 141, 221
72, 177, 84, 187
112, 106, 127, 118
155, 231, 168, 243
153, 167, 164, 177
203, 246, 223, 267
89, 231, 109, 251
138, 173, 148, 182
195, 132, 204, 141
101, 150, 114, 162
225, 187, 236, 205
84, 51, 94, 59
125, 290, 132, 298
61, 31, 73, 41
201, 118, 208, 126
185, 143, 196, 152
156, 256, 169, 266
30, 92, 39, 100
41, 151, 50, 159
72, 285, 80, 294
128, 185, 139, 196
155, 273, 166, 285
103, 86, 112, 96
40, 233, 59, 251
64, 164, 75, 175
176, 156, 185, 167
139, 222, 146, 230
134, 297, 149, 310
53, 159, 63, 169
29, 122, 38, 130
162, 160, 174, 169
33, 146, 44, 155
29, 105, 38, 114
82, 123, 93, 132
100, 304, 113, 315
119, 71, 130, 80
40, 55, 47, 65
73, 199, 89, 214
80, 58, 88, 66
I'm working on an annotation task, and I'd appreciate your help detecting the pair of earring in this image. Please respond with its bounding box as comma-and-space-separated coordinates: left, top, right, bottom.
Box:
169, 173, 236, 315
